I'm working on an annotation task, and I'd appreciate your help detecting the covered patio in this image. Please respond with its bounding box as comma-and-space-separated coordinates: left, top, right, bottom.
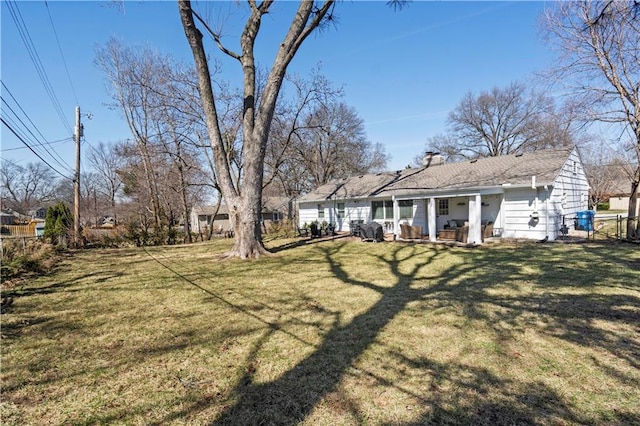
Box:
392, 193, 500, 245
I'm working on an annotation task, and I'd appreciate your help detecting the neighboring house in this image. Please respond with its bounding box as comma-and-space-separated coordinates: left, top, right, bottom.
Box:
190, 205, 231, 235
298, 147, 590, 244
262, 196, 294, 222
606, 168, 640, 214
28, 207, 47, 220
0, 211, 16, 225
0, 209, 42, 237
190, 196, 294, 234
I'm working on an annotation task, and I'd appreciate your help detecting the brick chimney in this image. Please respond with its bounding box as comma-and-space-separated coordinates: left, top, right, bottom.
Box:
422, 151, 445, 167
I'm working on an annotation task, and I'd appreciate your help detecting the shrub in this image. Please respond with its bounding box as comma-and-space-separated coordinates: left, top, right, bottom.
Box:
43, 202, 72, 246
264, 219, 297, 238
81, 227, 126, 248
0, 238, 56, 282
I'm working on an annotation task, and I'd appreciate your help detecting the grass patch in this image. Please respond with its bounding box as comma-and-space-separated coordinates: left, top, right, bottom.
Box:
1, 238, 639, 425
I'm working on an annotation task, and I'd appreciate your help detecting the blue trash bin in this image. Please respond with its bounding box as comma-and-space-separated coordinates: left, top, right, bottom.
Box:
576, 210, 594, 231
585, 210, 594, 231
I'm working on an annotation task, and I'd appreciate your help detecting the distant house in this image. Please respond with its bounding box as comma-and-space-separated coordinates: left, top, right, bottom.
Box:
606, 166, 640, 214
0, 211, 16, 226
0, 209, 43, 237
190, 205, 231, 235
190, 196, 293, 235
261, 196, 294, 222
28, 207, 47, 220
297, 147, 590, 244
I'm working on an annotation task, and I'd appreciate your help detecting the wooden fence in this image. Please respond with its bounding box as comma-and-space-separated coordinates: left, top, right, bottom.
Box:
0, 223, 36, 238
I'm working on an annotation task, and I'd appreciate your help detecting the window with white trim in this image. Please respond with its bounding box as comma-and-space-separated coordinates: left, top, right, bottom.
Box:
438, 199, 449, 216
399, 200, 414, 220
371, 200, 393, 220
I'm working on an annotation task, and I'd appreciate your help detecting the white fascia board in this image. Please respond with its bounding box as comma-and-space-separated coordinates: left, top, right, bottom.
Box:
392, 185, 505, 199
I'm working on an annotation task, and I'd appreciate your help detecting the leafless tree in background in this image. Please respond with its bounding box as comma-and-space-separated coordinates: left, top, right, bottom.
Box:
263, 69, 387, 197
424, 82, 577, 162
296, 102, 388, 188
96, 39, 166, 232
87, 141, 123, 224
544, 0, 640, 237
582, 142, 635, 209
0, 160, 59, 213
96, 40, 215, 242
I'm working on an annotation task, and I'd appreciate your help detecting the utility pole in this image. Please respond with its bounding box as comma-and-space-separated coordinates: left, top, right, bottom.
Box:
74, 106, 82, 247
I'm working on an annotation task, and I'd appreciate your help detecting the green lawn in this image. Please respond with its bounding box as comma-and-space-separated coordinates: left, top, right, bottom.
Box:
1, 237, 639, 425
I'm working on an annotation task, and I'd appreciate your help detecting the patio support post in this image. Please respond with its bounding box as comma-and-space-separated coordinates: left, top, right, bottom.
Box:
428, 197, 437, 242
392, 196, 399, 239
468, 194, 482, 244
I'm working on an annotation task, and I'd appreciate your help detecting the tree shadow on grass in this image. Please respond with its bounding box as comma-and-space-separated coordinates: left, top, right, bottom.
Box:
201, 241, 632, 425
267, 233, 352, 254
202, 243, 442, 424
144, 241, 639, 424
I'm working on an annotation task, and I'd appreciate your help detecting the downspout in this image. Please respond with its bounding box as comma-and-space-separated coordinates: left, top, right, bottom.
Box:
545, 185, 549, 240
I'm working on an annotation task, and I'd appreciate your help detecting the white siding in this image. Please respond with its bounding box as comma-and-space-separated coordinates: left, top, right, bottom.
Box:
502, 188, 550, 240
340, 201, 371, 232
413, 200, 426, 228
298, 202, 319, 227
548, 149, 590, 238
449, 199, 468, 220
298, 200, 372, 232
481, 194, 501, 223
501, 149, 590, 241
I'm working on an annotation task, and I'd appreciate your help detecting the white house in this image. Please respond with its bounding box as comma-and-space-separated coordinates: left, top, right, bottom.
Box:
297, 148, 590, 244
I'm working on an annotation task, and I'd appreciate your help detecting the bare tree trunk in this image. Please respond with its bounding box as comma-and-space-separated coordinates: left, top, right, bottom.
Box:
227, 193, 264, 259
178, 164, 192, 243
627, 165, 639, 239
179, 0, 334, 259
138, 143, 163, 231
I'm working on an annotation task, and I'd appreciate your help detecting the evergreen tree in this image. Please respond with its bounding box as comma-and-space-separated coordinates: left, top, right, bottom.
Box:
44, 202, 72, 245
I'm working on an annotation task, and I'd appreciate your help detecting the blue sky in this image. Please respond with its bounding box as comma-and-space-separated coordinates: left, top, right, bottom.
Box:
1, 1, 554, 176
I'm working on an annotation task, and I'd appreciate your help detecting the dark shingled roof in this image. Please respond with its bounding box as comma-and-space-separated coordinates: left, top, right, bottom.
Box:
298, 148, 574, 203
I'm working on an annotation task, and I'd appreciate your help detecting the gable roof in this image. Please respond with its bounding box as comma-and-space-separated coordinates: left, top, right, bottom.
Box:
261, 196, 291, 213
605, 163, 637, 196
298, 148, 576, 203
191, 196, 293, 216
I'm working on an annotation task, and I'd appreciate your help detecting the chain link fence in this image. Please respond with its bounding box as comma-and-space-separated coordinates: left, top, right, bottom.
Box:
558, 213, 639, 242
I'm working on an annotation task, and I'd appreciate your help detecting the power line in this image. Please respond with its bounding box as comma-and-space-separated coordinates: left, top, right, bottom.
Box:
1, 117, 72, 180
44, 0, 79, 105
1, 137, 71, 152
1, 110, 72, 175
6, 0, 73, 136
1, 83, 74, 172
